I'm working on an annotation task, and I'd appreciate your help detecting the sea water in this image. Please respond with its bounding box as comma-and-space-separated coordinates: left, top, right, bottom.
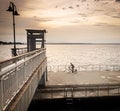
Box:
1, 45, 120, 67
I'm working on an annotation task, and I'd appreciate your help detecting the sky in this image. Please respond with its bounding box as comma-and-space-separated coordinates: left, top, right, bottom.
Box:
0, 0, 120, 43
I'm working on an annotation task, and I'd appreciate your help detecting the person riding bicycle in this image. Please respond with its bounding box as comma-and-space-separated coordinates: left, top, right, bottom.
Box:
69, 63, 75, 73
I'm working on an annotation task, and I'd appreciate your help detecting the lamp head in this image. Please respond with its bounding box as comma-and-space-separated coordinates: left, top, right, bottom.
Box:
6, 6, 13, 12
14, 11, 20, 16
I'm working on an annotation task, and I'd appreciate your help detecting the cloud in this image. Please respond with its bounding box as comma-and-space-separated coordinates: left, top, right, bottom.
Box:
93, 22, 109, 26
81, 0, 86, 2
68, 6, 74, 9
78, 13, 88, 17
0, 19, 5, 23
115, 0, 120, 2
94, 9, 104, 12
33, 16, 53, 22
76, 4, 80, 7
0, 18, 3, 22
111, 15, 120, 18
62, 7, 66, 10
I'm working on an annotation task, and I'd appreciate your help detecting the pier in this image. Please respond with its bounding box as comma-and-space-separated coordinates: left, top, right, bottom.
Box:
0, 29, 47, 111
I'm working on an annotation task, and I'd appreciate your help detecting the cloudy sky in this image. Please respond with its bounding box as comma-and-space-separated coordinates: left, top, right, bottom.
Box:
0, 0, 120, 43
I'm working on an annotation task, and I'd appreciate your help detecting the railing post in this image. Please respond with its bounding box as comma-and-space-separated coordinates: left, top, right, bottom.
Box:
64, 88, 67, 98
99, 65, 101, 71
78, 65, 80, 72
46, 67, 48, 81
71, 88, 74, 98
108, 86, 109, 96
0, 65, 1, 72
0, 79, 3, 111
85, 88, 87, 97
57, 66, 59, 72
51, 88, 53, 99
97, 87, 99, 96
118, 87, 120, 95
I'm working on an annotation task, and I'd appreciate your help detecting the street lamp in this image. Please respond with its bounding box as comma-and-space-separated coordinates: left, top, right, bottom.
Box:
6, 2, 20, 56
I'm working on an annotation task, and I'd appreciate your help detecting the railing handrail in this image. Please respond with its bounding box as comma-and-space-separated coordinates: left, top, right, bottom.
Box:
45, 83, 120, 88
0, 50, 45, 78
0, 48, 46, 70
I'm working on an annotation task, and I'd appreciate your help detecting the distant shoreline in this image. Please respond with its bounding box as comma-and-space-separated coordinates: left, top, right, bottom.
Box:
1, 41, 120, 45
0, 41, 24, 45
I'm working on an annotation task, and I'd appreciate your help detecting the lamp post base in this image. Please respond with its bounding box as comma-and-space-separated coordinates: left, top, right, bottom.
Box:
11, 48, 17, 56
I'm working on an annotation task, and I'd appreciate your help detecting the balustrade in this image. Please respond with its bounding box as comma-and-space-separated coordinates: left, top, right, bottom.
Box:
47, 65, 120, 72
0, 48, 46, 111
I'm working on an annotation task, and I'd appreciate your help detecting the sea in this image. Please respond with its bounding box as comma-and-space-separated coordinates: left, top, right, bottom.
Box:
1, 44, 120, 67
1, 44, 120, 111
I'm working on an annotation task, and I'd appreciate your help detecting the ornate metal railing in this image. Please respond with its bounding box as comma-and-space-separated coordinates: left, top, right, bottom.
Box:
0, 48, 46, 111
47, 65, 120, 72
11, 47, 41, 56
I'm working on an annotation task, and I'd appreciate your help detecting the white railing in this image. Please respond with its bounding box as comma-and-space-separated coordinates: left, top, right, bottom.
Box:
47, 65, 120, 72
11, 47, 27, 56
0, 48, 46, 111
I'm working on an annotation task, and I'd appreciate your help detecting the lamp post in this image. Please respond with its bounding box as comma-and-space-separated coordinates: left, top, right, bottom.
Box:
6, 2, 20, 56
